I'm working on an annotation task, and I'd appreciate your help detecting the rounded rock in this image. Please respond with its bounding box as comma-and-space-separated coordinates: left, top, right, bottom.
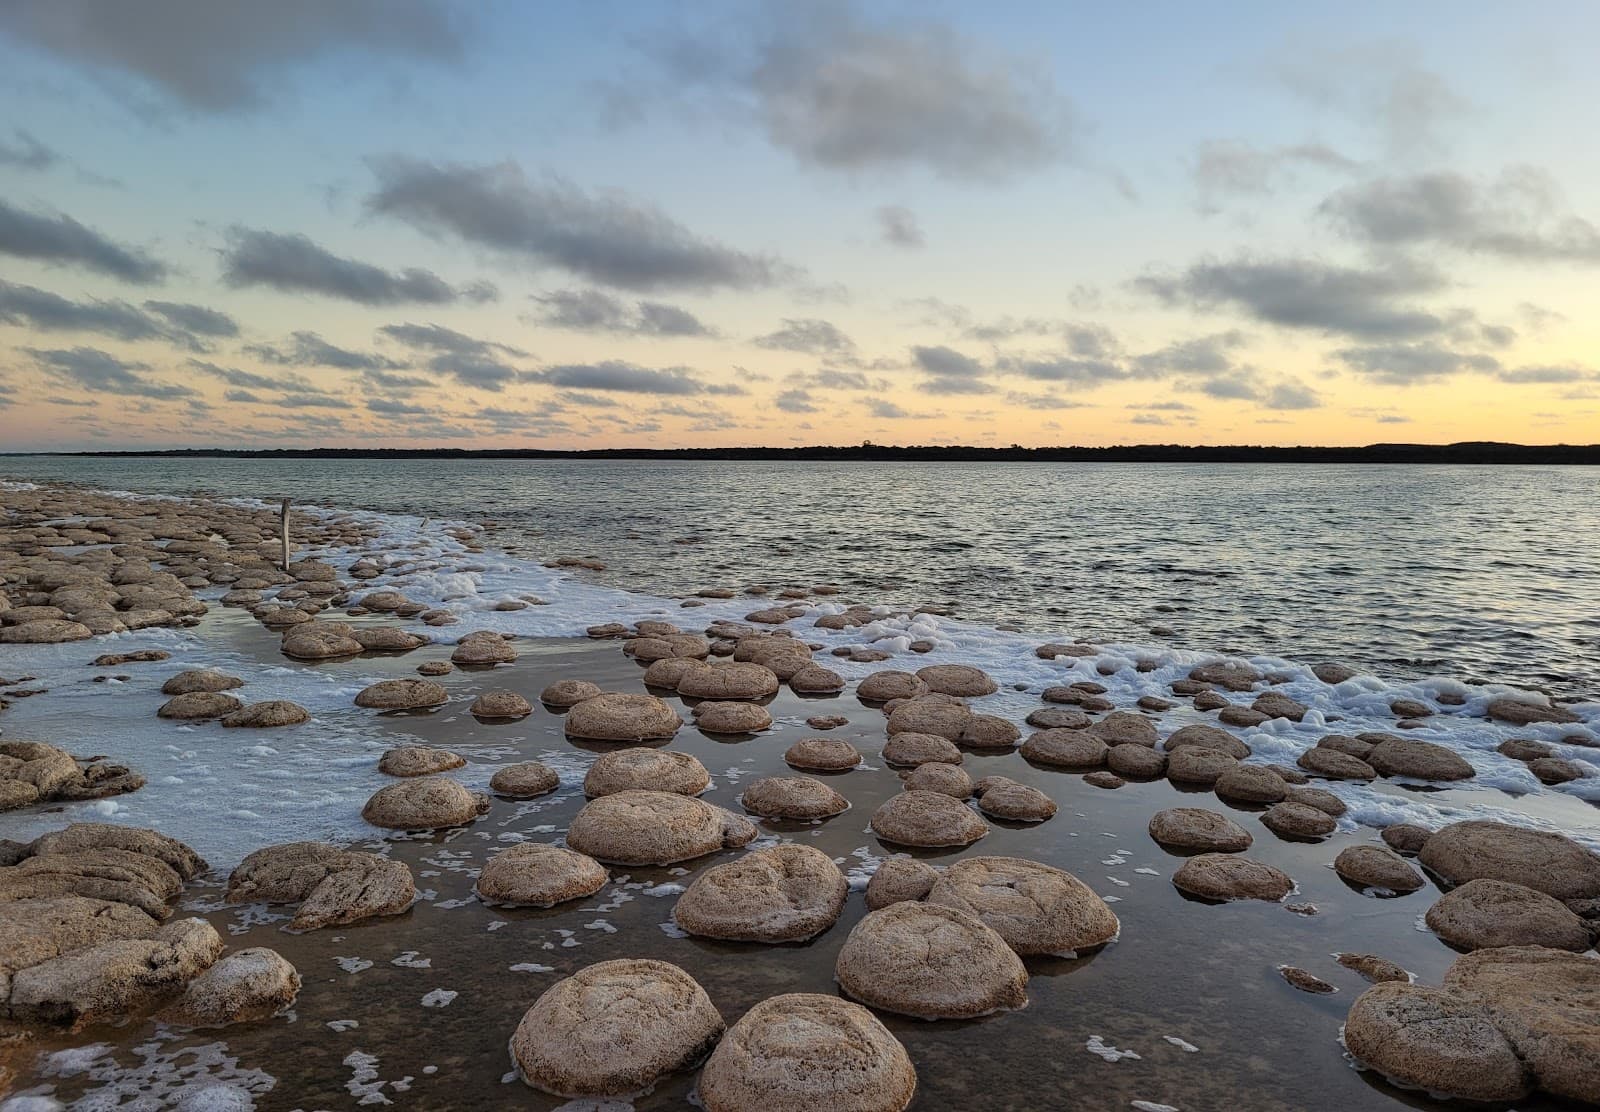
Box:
476, 843, 608, 907
354, 679, 447, 710
564, 693, 682, 742
490, 761, 560, 798
784, 738, 861, 771
540, 679, 602, 707
1019, 729, 1108, 769
870, 791, 987, 848
566, 791, 753, 865
585, 749, 710, 798
835, 903, 1027, 1019
902, 762, 973, 797
694, 700, 773, 734
884, 694, 973, 741
1425, 879, 1592, 951
361, 777, 488, 830
377, 746, 465, 778
160, 670, 244, 696
1343, 982, 1529, 1102
865, 858, 940, 910
857, 671, 928, 703
1166, 746, 1239, 785
1333, 845, 1425, 894
1261, 801, 1337, 839
220, 700, 309, 728
740, 776, 850, 820
1419, 820, 1600, 901
971, 777, 1056, 822
928, 856, 1118, 956
1164, 724, 1251, 759
676, 662, 780, 700
1148, 808, 1253, 853
1172, 853, 1292, 901
1214, 764, 1289, 804
881, 732, 961, 768
915, 664, 998, 697
158, 692, 243, 720
673, 844, 847, 942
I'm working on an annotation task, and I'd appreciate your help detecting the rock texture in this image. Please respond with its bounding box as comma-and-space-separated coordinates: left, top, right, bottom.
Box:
673, 845, 848, 942
835, 903, 1028, 1019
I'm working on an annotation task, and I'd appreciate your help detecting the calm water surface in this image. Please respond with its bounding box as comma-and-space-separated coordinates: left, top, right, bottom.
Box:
4, 457, 1597, 698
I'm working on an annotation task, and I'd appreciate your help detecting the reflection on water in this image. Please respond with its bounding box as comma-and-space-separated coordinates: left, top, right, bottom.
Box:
4, 457, 1597, 699
5, 634, 1584, 1110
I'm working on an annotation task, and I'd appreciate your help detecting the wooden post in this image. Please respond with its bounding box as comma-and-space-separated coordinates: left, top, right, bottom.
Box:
279, 499, 291, 571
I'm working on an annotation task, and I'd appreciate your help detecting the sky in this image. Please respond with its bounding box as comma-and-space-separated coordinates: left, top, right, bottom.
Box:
1, 0, 1598, 451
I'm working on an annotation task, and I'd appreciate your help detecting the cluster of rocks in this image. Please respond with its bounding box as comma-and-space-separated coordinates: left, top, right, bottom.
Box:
1, 824, 298, 1031
1, 740, 144, 812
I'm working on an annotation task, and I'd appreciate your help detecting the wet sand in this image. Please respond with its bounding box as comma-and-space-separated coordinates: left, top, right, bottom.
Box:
5, 602, 1589, 1111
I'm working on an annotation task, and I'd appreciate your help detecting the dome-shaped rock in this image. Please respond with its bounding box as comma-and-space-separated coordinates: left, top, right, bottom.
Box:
1425, 879, 1591, 951
971, 777, 1056, 822
885, 694, 973, 741
585, 748, 709, 798
377, 746, 465, 778
220, 700, 309, 728
476, 843, 608, 907
564, 693, 682, 742
490, 761, 560, 798
1148, 808, 1253, 853
565, 791, 755, 865
1019, 730, 1108, 769
676, 662, 780, 700
865, 858, 939, 910
784, 738, 860, 771
673, 844, 847, 942
470, 690, 532, 719
540, 679, 602, 707
870, 791, 987, 848
903, 763, 973, 797
741, 776, 850, 820
1172, 854, 1292, 901
916, 664, 998, 697
1419, 821, 1600, 901
1333, 845, 1424, 894
361, 777, 488, 830
354, 679, 447, 710
161, 670, 243, 696
158, 692, 243, 720
881, 732, 961, 768
1344, 982, 1529, 1102
835, 903, 1026, 1019
694, 700, 773, 734
928, 856, 1118, 956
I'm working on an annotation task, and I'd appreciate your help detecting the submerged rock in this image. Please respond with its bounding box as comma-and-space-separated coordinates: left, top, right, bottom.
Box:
1336, 952, 1413, 983
699, 993, 916, 1112
360, 777, 488, 830
869, 791, 987, 848
1172, 854, 1292, 902
1148, 808, 1253, 853
510, 959, 724, 1098
927, 856, 1118, 956
377, 746, 464, 778
673, 844, 847, 943
835, 902, 1027, 1019
564, 693, 682, 742
566, 791, 755, 865
160, 670, 243, 695
158, 947, 300, 1028
475, 843, 608, 907
740, 776, 850, 820
157, 692, 243, 719
225, 842, 414, 931
1486, 697, 1581, 726
354, 678, 448, 710
220, 701, 309, 728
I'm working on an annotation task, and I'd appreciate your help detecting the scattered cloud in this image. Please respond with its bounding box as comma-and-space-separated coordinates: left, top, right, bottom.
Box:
1266, 42, 1470, 157
0, 197, 166, 282
247, 330, 407, 371
0, 0, 467, 111
876, 205, 923, 248
378, 322, 525, 390
0, 279, 208, 348
526, 288, 714, 337
1190, 139, 1359, 211
220, 228, 496, 305
0, 128, 56, 171
189, 358, 331, 395
1333, 343, 1501, 385
366, 156, 795, 293
25, 345, 195, 398
774, 388, 818, 413
142, 300, 238, 337
754, 318, 856, 357
867, 399, 910, 418
529, 360, 737, 397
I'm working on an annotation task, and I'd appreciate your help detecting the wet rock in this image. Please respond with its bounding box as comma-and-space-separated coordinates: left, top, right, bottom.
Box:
540, 679, 602, 706
280, 625, 362, 660
1019, 729, 1108, 769
1164, 724, 1251, 759
585, 749, 709, 798
1083, 771, 1125, 789
470, 690, 532, 719
585, 623, 630, 639
1107, 744, 1166, 778
1042, 685, 1113, 711
835, 903, 1027, 1019
377, 746, 465, 778
475, 843, 608, 907
673, 844, 848, 943
220, 700, 309, 728
1172, 854, 1292, 901
1425, 880, 1592, 952
1445, 945, 1600, 1102
1419, 821, 1600, 901
1391, 698, 1433, 719
1138, 695, 1174, 712
885, 694, 973, 741
354, 678, 448, 710
865, 858, 939, 910
789, 664, 846, 694
1025, 706, 1091, 730
1193, 690, 1229, 711
1319, 734, 1376, 758
93, 650, 171, 666
0, 896, 159, 1000
881, 731, 962, 768
1279, 966, 1337, 994
1219, 705, 1270, 727
1148, 808, 1252, 853
928, 856, 1117, 957
5, 917, 223, 1028
870, 791, 987, 848
450, 631, 517, 665
915, 664, 998, 697
510, 959, 725, 1098
225, 842, 413, 931
1530, 757, 1586, 784
566, 791, 754, 865
564, 693, 682, 742
741, 776, 850, 820
694, 700, 773, 734
903, 763, 973, 797
1498, 738, 1554, 761
360, 777, 488, 830
1296, 747, 1376, 780
0, 619, 93, 644
1382, 824, 1433, 855
1312, 662, 1359, 684
676, 662, 781, 700
805, 714, 849, 730
160, 670, 243, 695
1166, 745, 1239, 786
1261, 801, 1337, 839
1486, 697, 1580, 726
627, 634, 711, 662
1344, 982, 1529, 1102
959, 715, 1021, 749
1252, 691, 1308, 721
158, 947, 300, 1028
698, 993, 916, 1112
155, 692, 243, 720
1334, 846, 1425, 893
1188, 661, 1261, 692
971, 777, 1056, 822
1366, 737, 1475, 781
1281, 786, 1343, 816
784, 737, 861, 771
489, 761, 560, 798
1089, 712, 1160, 747
1213, 764, 1289, 804
27, 824, 205, 881
1336, 952, 1412, 983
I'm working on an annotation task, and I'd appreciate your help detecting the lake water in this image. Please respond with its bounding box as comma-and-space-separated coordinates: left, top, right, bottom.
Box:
3, 457, 1596, 700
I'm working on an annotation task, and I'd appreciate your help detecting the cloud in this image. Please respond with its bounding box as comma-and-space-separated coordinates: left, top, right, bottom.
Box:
366, 156, 794, 293
1319, 168, 1600, 264
0, 128, 56, 171
1494, 365, 1598, 385
25, 345, 194, 398
525, 287, 714, 337
754, 318, 856, 357
220, 228, 496, 305
0, 0, 466, 111
377, 322, 526, 391
623, 8, 1081, 182
223, 388, 261, 403
529, 360, 727, 396
876, 205, 923, 248
867, 399, 910, 418
1264, 380, 1322, 409
774, 388, 818, 413
1332, 343, 1501, 385
247, 330, 407, 371
0, 279, 194, 347
996, 353, 1126, 385
1005, 391, 1088, 410
0, 198, 166, 282
275, 393, 352, 409
189, 358, 331, 395
142, 300, 238, 337
784, 368, 881, 391
1267, 42, 1470, 156
1130, 331, 1248, 376
911, 345, 983, 378
1135, 254, 1450, 340
1189, 139, 1359, 210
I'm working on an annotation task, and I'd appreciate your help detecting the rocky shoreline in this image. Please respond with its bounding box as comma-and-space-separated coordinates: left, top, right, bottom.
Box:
2, 482, 1598, 1109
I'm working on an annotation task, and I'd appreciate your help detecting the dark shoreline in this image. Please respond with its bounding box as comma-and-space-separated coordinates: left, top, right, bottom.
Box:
6, 441, 1600, 464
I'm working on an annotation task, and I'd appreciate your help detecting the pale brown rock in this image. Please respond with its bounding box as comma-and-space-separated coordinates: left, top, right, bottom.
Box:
158, 947, 300, 1028
566, 791, 754, 865
160, 670, 243, 695
790, 664, 846, 694
870, 791, 987, 848
377, 746, 464, 777
490, 761, 560, 798
885, 694, 973, 741
1019, 729, 1108, 769
1148, 808, 1253, 853
220, 700, 309, 728
784, 738, 861, 771
960, 715, 1021, 749
902, 762, 973, 797
1382, 823, 1433, 855
1486, 698, 1580, 726
470, 690, 532, 719
157, 692, 243, 720
1343, 982, 1529, 1102
916, 664, 998, 697
1261, 801, 1337, 839
450, 631, 517, 665
565, 693, 682, 742
540, 679, 602, 706
1172, 854, 1292, 901
694, 700, 773, 734
360, 777, 488, 830
676, 662, 780, 700
475, 843, 608, 907
1214, 764, 1289, 804
1285, 785, 1346, 816
510, 959, 725, 1098
1419, 821, 1600, 900
881, 732, 961, 767
1426, 880, 1592, 951
1367, 737, 1475, 781
1188, 661, 1261, 691
835, 903, 1026, 1019
1334, 846, 1425, 893
741, 776, 850, 820
1297, 747, 1377, 780
354, 678, 448, 710
225, 842, 414, 931
865, 858, 939, 910
1108, 743, 1167, 778
928, 856, 1117, 956
1164, 724, 1251, 759
585, 749, 709, 798
857, 671, 928, 702
1087, 712, 1159, 747
1166, 745, 1239, 785
971, 777, 1056, 822
673, 845, 847, 942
